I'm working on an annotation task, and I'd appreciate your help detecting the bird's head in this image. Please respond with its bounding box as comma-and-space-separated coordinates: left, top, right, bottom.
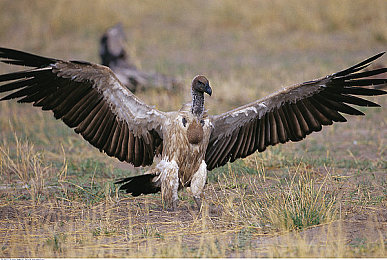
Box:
192, 75, 212, 96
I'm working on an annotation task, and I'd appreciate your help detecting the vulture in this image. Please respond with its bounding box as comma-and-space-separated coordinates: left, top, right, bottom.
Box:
0, 47, 386, 210
100, 23, 181, 93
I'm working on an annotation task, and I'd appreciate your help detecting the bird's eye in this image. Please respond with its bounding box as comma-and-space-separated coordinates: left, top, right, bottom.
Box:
182, 117, 187, 127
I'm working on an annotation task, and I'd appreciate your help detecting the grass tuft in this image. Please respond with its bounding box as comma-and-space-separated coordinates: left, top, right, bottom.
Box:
257, 166, 337, 231
0, 134, 52, 203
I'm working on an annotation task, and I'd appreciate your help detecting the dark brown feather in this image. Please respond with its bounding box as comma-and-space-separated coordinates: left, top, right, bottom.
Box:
318, 92, 364, 115
304, 98, 332, 125
309, 96, 347, 122
118, 123, 128, 161
264, 113, 271, 145
114, 121, 126, 161
291, 103, 309, 135
273, 108, 287, 143
83, 102, 109, 141
0, 78, 38, 93
209, 135, 231, 167
286, 104, 303, 140
96, 113, 116, 148
75, 99, 104, 134
257, 116, 266, 152
231, 127, 246, 161
322, 90, 380, 107
53, 83, 90, 119
278, 106, 295, 140
209, 132, 237, 169
268, 111, 278, 145
297, 100, 322, 131
134, 136, 143, 166
236, 121, 252, 157
89, 102, 111, 144
41, 81, 79, 111
247, 118, 258, 154
127, 132, 135, 162
64, 91, 103, 127
107, 120, 121, 156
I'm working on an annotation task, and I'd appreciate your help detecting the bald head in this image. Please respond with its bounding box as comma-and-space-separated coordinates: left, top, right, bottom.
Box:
192, 75, 212, 96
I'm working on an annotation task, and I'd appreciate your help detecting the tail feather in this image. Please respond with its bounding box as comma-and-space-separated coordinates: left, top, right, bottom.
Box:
115, 174, 160, 196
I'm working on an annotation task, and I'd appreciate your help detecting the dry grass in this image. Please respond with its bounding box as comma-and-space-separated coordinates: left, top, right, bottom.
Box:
0, 0, 386, 257
0, 134, 52, 203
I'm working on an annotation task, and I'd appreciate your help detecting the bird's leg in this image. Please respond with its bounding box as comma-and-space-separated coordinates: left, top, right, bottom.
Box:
193, 196, 202, 210
158, 159, 179, 211
172, 199, 179, 211
190, 160, 207, 211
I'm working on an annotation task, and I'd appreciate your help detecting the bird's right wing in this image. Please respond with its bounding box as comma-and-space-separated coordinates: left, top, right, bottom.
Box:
0, 47, 166, 166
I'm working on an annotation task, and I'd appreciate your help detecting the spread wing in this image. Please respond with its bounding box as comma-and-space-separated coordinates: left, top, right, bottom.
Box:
0, 47, 166, 167
206, 53, 387, 170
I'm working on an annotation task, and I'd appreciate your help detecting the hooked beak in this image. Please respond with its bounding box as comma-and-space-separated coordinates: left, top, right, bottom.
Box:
205, 84, 212, 96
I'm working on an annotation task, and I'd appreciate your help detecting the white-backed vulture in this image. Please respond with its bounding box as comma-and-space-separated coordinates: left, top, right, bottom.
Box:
0, 47, 386, 210
100, 23, 181, 93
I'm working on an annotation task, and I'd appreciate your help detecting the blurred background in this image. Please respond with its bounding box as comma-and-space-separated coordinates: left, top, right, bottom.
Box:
0, 0, 386, 113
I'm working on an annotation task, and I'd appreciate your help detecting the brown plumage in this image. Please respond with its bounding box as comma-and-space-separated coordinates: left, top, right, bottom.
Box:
0, 47, 386, 210
187, 120, 204, 144
100, 23, 181, 93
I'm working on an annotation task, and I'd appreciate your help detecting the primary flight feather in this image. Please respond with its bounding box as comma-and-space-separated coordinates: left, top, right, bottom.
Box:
0, 47, 386, 210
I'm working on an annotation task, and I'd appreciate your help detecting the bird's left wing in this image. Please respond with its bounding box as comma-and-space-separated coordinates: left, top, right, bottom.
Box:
206, 53, 387, 170
0, 47, 166, 167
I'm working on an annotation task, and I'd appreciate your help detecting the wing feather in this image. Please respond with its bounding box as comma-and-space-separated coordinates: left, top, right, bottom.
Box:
291, 103, 309, 134
264, 113, 271, 145
134, 136, 142, 166
119, 123, 129, 161
304, 98, 332, 125
298, 100, 322, 131
273, 108, 287, 143
257, 116, 266, 152
115, 122, 126, 161
247, 118, 259, 153
0, 47, 165, 166
96, 109, 116, 148
53, 83, 90, 119
127, 132, 135, 162
206, 53, 387, 170
230, 127, 245, 162
277, 107, 294, 140
241, 124, 251, 155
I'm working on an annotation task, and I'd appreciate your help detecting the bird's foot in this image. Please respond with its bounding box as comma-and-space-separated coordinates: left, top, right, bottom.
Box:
165, 199, 178, 212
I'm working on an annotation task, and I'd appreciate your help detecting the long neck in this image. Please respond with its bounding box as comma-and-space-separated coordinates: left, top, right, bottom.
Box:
191, 89, 204, 117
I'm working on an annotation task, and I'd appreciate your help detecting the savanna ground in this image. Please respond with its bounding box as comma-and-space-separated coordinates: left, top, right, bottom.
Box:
0, 0, 386, 257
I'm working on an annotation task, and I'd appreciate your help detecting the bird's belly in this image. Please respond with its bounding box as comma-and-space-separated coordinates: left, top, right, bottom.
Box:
177, 144, 205, 185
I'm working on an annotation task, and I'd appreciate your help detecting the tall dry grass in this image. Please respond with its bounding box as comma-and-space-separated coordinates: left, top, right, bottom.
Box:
0, 134, 52, 203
